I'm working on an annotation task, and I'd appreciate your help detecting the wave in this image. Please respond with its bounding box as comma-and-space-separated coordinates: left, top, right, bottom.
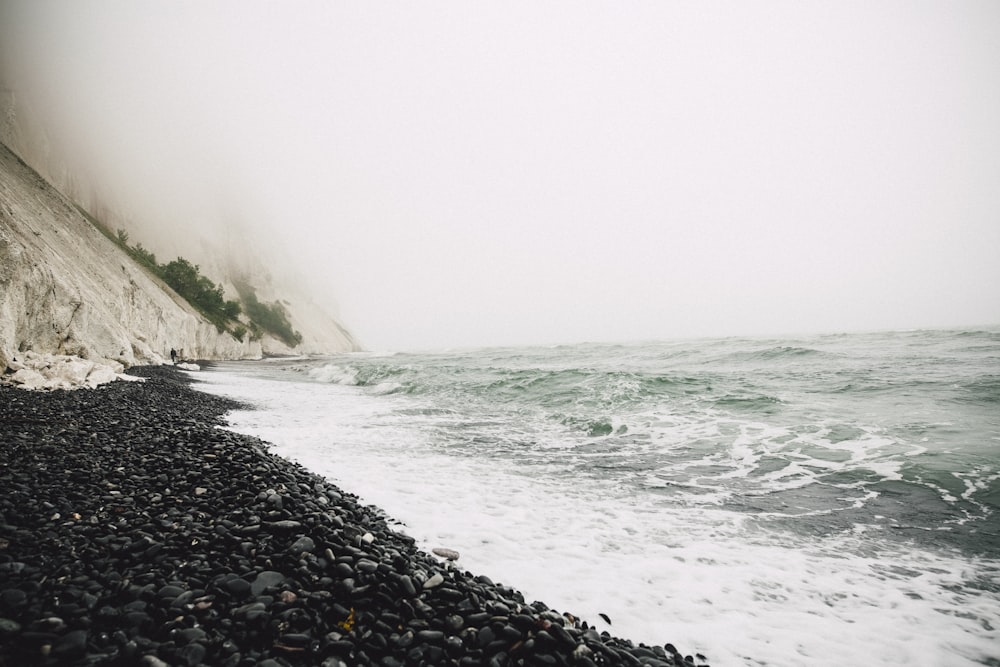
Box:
308, 358, 715, 412
251, 330, 1000, 561
706, 345, 836, 366
307, 363, 360, 385
307, 361, 416, 393
711, 393, 784, 413
757, 345, 826, 359
954, 328, 1000, 340
956, 375, 1000, 405
559, 415, 628, 437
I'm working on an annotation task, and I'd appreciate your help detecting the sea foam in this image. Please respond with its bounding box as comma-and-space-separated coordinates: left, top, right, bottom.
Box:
193, 352, 1000, 667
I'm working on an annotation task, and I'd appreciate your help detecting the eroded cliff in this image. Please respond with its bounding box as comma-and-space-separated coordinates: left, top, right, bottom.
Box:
1, 142, 355, 373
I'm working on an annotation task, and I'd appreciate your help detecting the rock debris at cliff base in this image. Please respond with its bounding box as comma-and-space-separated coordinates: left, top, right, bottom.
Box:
1, 352, 145, 391
0, 366, 703, 666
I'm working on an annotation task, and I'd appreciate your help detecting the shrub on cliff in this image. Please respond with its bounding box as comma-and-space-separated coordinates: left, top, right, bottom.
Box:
88, 217, 301, 346
159, 258, 242, 332
234, 281, 302, 347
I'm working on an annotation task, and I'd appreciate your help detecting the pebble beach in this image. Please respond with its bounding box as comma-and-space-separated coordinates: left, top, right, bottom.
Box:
0, 366, 698, 667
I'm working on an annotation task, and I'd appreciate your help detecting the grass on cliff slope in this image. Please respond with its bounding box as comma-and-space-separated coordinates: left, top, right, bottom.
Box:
75, 205, 301, 346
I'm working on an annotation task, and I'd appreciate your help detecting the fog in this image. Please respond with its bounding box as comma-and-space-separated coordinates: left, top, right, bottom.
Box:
2, 1, 998, 351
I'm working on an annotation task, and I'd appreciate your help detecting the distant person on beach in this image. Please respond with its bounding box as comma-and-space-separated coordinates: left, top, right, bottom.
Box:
170, 348, 177, 364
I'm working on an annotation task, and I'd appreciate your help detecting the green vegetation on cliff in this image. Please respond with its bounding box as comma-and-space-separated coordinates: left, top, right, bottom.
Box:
233, 280, 302, 347
76, 205, 301, 346
108, 229, 240, 333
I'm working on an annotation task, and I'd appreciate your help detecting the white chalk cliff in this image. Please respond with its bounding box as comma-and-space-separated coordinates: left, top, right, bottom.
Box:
0, 141, 360, 377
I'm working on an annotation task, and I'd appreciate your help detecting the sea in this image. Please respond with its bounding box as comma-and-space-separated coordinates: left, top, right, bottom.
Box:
191, 328, 1000, 666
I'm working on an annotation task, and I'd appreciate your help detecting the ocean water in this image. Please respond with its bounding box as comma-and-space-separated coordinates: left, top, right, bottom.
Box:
192, 328, 1000, 666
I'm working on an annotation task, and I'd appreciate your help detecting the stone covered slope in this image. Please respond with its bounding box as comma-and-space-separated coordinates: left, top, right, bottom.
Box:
0, 142, 262, 371
0, 367, 699, 666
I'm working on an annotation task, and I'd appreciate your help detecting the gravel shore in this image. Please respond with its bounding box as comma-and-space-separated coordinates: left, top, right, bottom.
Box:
0, 366, 700, 666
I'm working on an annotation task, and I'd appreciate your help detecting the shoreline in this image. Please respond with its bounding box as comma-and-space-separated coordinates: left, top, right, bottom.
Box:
0, 366, 699, 666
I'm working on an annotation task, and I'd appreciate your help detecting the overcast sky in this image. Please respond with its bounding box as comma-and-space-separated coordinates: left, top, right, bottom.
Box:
2, 1, 998, 351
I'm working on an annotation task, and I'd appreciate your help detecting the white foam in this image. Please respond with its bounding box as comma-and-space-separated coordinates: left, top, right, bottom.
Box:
194, 365, 1000, 667
307, 362, 360, 385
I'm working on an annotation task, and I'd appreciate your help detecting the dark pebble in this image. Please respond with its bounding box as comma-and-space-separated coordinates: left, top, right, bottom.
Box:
224, 577, 252, 598
417, 629, 445, 644
0, 589, 27, 609
289, 535, 315, 555
176, 642, 207, 666
157, 585, 185, 599
477, 625, 495, 648
355, 558, 378, 574
175, 627, 207, 643
549, 622, 577, 648
251, 570, 286, 596
267, 520, 303, 532
51, 629, 88, 658
397, 574, 416, 597
279, 633, 312, 647
0, 365, 700, 667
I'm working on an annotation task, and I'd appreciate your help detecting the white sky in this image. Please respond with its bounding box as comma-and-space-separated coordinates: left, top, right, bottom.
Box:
2, 1, 999, 351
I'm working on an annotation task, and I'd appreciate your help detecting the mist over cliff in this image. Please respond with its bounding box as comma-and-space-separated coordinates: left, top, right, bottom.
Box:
0, 124, 360, 374
3, 2, 998, 350
1, 82, 356, 346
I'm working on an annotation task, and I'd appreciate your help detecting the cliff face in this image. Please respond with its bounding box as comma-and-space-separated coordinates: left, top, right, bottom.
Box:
0, 142, 273, 371
0, 91, 362, 366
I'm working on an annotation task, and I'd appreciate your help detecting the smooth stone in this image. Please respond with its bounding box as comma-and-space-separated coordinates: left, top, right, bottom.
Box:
177, 642, 207, 666
535, 630, 557, 648
477, 626, 495, 647
0, 618, 22, 635
435, 585, 465, 602
355, 559, 378, 574
464, 612, 491, 626
423, 573, 445, 589
416, 629, 445, 644
397, 575, 417, 597
51, 629, 88, 658
0, 589, 27, 607
279, 633, 312, 647
266, 520, 302, 532
176, 627, 207, 643
157, 585, 185, 599
289, 535, 315, 555
251, 571, 285, 596
123, 611, 152, 628
233, 602, 267, 619
510, 614, 536, 631
432, 547, 460, 561
549, 623, 577, 648
224, 578, 251, 598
